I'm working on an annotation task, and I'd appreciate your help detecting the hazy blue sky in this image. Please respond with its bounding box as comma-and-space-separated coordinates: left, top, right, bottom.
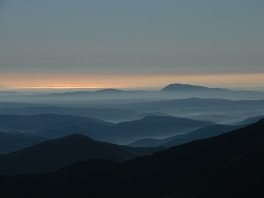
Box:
0, 0, 263, 88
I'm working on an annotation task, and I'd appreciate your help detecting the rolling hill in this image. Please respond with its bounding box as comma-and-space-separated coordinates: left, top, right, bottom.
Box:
161, 83, 264, 99
128, 124, 239, 147
0, 132, 46, 154
234, 115, 264, 126
162, 124, 241, 147
0, 114, 212, 144
0, 106, 139, 122
0, 134, 160, 175
0, 114, 111, 139
0, 119, 263, 197
100, 115, 213, 143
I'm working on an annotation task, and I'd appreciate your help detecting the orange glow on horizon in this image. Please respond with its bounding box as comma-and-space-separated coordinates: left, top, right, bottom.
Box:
0, 72, 263, 90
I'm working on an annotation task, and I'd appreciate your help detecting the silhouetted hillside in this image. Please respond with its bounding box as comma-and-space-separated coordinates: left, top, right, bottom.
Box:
0, 114, 212, 144
0, 106, 139, 122
184, 114, 240, 124
104, 115, 212, 143
163, 124, 241, 147
0, 132, 46, 154
1, 119, 263, 197
191, 135, 264, 198
47, 88, 143, 96
128, 124, 240, 147
129, 97, 264, 112
123, 98, 264, 123
161, 83, 264, 99
1, 97, 264, 125
0, 134, 160, 175
234, 115, 264, 126
38, 89, 150, 102
0, 114, 111, 139
161, 83, 228, 92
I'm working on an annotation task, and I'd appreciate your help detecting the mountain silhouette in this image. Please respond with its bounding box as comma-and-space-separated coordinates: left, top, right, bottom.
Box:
1, 98, 263, 125
0, 132, 46, 154
1, 119, 264, 197
161, 83, 229, 92
126, 97, 264, 112
103, 115, 213, 143
47, 88, 141, 96
0, 134, 160, 175
191, 133, 264, 198
0, 114, 111, 139
162, 124, 241, 147
0, 106, 139, 122
124, 98, 264, 124
0, 114, 212, 144
160, 83, 264, 99
128, 124, 240, 147
234, 115, 264, 126
22, 83, 264, 100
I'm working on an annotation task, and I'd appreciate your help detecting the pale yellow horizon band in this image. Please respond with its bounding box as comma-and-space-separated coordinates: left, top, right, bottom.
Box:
0, 72, 263, 90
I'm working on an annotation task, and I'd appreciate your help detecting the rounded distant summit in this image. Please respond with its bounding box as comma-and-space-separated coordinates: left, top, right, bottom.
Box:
161, 83, 226, 92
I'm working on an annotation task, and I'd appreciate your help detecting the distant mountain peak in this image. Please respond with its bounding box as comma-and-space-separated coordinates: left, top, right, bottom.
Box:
161, 83, 228, 92
47, 88, 145, 96
94, 88, 125, 93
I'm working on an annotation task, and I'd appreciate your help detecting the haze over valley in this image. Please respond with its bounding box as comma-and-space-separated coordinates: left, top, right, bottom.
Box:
1, 0, 264, 197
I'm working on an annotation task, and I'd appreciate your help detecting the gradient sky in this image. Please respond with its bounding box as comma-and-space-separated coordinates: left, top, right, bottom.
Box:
0, 0, 263, 89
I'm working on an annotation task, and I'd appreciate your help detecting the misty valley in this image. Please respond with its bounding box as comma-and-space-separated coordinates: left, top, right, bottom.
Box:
1, 0, 264, 196
0, 83, 264, 197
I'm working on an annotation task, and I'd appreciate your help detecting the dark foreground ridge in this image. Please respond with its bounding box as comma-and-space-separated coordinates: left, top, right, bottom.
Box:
0, 131, 46, 154
1, 119, 264, 197
0, 134, 160, 175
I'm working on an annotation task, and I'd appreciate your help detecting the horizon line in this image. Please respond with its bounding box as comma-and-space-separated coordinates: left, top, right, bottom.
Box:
0, 73, 263, 91
1, 83, 264, 92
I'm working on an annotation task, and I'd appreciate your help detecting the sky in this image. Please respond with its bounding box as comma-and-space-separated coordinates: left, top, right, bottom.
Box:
0, 0, 263, 89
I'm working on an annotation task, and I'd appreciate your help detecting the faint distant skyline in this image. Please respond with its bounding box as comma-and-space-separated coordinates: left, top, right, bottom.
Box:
0, 0, 263, 89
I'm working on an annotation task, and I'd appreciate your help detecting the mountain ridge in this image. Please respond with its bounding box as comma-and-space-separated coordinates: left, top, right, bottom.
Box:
161, 83, 229, 92
0, 132, 47, 154
1, 119, 264, 197
0, 114, 213, 144
0, 133, 161, 175
128, 124, 240, 147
